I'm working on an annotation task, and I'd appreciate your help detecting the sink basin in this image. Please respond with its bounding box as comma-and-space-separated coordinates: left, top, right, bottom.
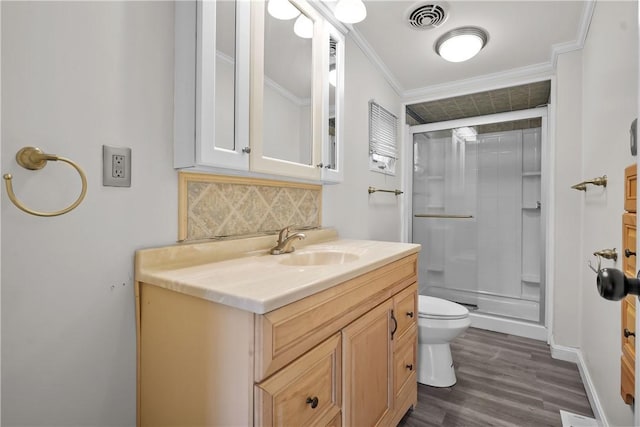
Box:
279, 250, 360, 266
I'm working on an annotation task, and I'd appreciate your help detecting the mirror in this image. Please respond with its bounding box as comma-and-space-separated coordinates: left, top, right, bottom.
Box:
327, 35, 338, 170
214, 0, 237, 151
262, 2, 314, 165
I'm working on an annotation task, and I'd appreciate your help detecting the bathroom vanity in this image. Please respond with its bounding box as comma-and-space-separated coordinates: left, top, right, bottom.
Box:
135, 229, 420, 426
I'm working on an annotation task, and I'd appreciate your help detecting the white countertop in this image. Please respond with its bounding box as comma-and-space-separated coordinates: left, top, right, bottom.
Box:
136, 230, 421, 314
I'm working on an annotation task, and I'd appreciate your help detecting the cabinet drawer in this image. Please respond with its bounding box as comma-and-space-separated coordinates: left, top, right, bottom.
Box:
256, 254, 418, 381
622, 296, 636, 360
625, 164, 637, 213
255, 334, 341, 427
394, 283, 417, 341
394, 324, 417, 398
325, 412, 341, 427
622, 213, 636, 277
621, 354, 635, 404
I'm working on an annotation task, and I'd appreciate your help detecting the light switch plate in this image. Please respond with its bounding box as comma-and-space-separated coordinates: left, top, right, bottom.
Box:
103, 145, 131, 187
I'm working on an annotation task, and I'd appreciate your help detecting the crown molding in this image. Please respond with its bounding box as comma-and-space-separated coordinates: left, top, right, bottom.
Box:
402, 62, 554, 102
550, 0, 595, 68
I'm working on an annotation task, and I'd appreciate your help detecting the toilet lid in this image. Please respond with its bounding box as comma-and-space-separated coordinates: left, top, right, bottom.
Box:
418, 296, 469, 319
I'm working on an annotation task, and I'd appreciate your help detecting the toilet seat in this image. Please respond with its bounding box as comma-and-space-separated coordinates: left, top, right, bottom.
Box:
418, 295, 469, 320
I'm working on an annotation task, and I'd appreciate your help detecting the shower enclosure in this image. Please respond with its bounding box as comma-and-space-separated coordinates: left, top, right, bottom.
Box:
411, 113, 545, 327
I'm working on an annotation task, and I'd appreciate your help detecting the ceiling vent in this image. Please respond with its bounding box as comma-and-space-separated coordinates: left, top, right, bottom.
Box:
406, 3, 448, 29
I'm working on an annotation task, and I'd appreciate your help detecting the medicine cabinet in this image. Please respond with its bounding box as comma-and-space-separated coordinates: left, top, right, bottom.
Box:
174, 0, 344, 183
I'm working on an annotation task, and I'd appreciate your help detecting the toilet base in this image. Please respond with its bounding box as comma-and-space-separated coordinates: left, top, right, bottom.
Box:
417, 343, 457, 387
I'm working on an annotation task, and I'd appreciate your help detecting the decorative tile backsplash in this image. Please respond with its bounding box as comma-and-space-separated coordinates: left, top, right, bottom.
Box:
179, 173, 321, 241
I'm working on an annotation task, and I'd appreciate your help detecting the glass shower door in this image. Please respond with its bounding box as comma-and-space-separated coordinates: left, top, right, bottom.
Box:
412, 122, 543, 323
412, 128, 479, 308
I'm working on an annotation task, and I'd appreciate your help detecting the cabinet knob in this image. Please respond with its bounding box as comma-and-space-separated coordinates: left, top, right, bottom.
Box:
316, 163, 324, 168
625, 249, 636, 258
624, 328, 636, 338
406, 311, 414, 318
406, 364, 413, 371
306, 396, 319, 409
241, 147, 251, 154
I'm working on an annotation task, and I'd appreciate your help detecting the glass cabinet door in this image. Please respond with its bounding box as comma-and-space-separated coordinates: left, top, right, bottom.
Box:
174, 0, 250, 170
322, 27, 345, 183
249, 0, 323, 180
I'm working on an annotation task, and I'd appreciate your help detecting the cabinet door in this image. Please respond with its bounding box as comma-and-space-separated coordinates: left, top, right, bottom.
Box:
625, 164, 637, 213
320, 23, 344, 183
249, 0, 323, 180
174, 0, 251, 170
621, 212, 636, 404
622, 295, 636, 404
342, 299, 394, 427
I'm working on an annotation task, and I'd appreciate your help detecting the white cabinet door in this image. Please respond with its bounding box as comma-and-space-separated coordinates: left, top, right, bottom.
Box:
321, 24, 345, 183
174, 0, 250, 171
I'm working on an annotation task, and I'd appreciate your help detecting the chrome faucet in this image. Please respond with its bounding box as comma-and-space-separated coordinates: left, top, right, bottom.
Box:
270, 226, 306, 255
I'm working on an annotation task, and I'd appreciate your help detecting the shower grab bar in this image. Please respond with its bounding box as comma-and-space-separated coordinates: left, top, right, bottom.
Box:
414, 214, 474, 219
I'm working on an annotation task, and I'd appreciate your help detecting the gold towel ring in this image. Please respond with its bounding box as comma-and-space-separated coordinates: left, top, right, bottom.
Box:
3, 146, 87, 217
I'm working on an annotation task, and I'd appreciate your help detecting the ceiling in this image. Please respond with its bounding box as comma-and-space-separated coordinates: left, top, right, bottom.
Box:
407, 80, 551, 124
348, 1, 588, 93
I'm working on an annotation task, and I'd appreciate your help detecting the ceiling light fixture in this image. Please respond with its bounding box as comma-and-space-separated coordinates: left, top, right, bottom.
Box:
293, 14, 314, 38
334, 0, 367, 24
267, 0, 300, 20
435, 27, 488, 62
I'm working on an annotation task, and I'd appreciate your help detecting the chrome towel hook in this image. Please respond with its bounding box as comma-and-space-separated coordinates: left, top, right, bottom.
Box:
3, 146, 87, 217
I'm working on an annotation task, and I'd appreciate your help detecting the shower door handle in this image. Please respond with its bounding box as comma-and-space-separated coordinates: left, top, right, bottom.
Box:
414, 214, 474, 219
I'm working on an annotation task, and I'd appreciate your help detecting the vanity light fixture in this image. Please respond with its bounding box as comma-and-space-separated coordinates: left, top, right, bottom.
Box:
334, 0, 367, 24
267, 0, 300, 20
435, 27, 488, 62
294, 13, 313, 38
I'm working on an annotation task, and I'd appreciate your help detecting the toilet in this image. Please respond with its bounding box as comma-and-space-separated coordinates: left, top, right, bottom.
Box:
417, 295, 471, 387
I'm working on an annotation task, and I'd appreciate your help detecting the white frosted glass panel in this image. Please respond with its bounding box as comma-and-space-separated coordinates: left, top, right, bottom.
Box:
523, 176, 541, 208
476, 131, 522, 298
522, 128, 541, 173
522, 209, 541, 279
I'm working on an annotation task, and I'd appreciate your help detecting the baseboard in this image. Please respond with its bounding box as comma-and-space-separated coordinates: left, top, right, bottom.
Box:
550, 337, 608, 427
468, 312, 548, 341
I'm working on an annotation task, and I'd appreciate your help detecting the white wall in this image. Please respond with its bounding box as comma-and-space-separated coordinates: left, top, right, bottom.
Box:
553, 50, 583, 349
1, 2, 177, 425
323, 37, 402, 242
565, 2, 636, 425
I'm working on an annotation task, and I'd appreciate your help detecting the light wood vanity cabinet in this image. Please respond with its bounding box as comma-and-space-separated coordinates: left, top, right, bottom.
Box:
137, 254, 418, 426
621, 164, 637, 404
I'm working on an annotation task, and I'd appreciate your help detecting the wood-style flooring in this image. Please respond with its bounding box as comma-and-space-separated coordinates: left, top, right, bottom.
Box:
399, 327, 594, 427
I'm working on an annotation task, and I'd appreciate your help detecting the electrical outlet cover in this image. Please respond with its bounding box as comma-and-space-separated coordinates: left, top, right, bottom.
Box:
103, 145, 131, 187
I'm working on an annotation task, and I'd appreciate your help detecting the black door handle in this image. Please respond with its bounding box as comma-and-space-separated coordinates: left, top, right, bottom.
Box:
596, 268, 640, 301
625, 249, 636, 257
625, 328, 636, 338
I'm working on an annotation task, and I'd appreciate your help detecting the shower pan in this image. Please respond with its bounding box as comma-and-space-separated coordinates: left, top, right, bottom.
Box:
409, 110, 547, 336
